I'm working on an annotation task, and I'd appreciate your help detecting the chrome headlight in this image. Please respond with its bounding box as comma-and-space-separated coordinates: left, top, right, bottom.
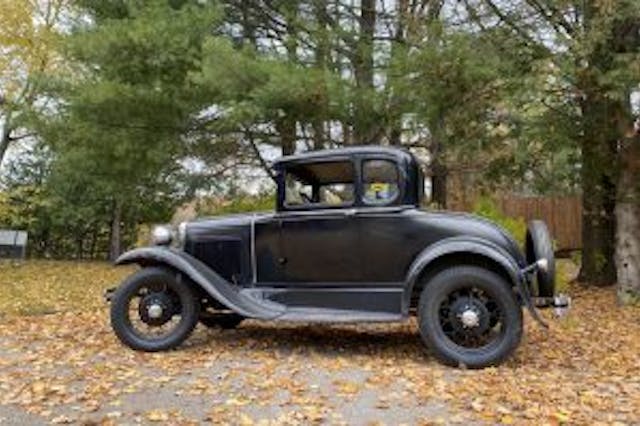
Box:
151, 225, 173, 246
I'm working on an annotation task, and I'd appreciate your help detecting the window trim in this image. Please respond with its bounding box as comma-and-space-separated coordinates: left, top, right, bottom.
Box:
275, 154, 406, 212
278, 157, 357, 211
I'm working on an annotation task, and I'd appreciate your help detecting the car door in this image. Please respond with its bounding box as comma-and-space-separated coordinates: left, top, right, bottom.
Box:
278, 209, 360, 283
355, 158, 418, 283
254, 158, 360, 285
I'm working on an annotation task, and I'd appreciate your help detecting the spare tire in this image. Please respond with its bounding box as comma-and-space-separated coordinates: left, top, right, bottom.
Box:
525, 220, 556, 297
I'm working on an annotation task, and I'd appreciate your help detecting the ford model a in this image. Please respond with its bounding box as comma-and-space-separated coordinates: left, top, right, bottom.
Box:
108, 146, 566, 368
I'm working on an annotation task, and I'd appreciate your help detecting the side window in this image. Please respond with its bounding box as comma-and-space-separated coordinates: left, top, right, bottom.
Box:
285, 174, 313, 206
362, 159, 400, 206
318, 183, 354, 205
284, 161, 355, 208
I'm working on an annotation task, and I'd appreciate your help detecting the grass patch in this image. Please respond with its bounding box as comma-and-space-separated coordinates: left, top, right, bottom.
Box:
0, 257, 580, 317
0, 260, 132, 316
555, 258, 578, 293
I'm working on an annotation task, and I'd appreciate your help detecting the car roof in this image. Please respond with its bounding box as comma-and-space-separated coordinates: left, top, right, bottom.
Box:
273, 145, 415, 167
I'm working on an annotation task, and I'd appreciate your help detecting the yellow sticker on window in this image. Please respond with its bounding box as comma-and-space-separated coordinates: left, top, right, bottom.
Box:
370, 183, 388, 192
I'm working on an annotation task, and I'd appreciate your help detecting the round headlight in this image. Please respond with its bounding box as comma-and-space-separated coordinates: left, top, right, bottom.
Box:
151, 225, 173, 246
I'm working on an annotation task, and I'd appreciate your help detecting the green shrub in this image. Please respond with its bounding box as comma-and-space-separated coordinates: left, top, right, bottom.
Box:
472, 196, 527, 245
196, 193, 275, 216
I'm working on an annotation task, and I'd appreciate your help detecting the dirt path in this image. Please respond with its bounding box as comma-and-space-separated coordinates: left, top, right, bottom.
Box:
0, 317, 460, 425
0, 286, 639, 425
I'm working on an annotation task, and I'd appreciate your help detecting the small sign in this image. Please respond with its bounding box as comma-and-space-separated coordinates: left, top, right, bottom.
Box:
0, 230, 28, 259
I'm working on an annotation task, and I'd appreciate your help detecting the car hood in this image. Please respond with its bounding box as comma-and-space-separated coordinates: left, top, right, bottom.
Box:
191, 211, 271, 226
185, 212, 273, 236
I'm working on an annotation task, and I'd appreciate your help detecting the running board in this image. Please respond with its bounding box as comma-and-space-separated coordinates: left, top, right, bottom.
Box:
275, 308, 404, 323
239, 289, 404, 322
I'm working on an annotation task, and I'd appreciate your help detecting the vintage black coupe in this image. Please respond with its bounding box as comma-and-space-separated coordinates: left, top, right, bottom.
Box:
108, 146, 566, 368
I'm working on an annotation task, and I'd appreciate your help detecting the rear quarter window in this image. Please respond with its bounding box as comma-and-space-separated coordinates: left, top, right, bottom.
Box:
362, 159, 400, 206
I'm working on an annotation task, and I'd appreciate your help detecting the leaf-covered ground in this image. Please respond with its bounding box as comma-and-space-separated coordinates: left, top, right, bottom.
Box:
0, 261, 638, 425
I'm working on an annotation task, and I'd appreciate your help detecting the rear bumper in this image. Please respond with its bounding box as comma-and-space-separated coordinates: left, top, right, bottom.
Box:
520, 260, 571, 320
533, 294, 571, 318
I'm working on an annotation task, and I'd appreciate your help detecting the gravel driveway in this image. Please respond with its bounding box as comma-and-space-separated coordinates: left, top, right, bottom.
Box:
1, 288, 639, 425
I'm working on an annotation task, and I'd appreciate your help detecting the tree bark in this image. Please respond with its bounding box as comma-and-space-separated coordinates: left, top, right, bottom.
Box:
239, 0, 256, 47
577, 98, 618, 286
353, 0, 377, 145
311, 1, 329, 151
109, 200, 122, 261
311, 120, 325, 150
575, 21, 619, 285
616, 134, 640, 304
276, 118, 296, 156
430, 114, 448, 208
0, 116, 12, 168
431, 160, 447, 208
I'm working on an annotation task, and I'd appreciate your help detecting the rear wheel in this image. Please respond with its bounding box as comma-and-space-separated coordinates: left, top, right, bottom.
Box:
110, 267, 200, 352
418, 266, 522, 368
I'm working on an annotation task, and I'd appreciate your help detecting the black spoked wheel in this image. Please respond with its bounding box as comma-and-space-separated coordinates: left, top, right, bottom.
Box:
438, 286, 504, 349
418, 266, 522, 368
110, 267, 200, 352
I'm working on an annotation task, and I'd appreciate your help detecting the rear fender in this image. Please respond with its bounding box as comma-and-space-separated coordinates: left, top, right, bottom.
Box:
115, 247, 284, 319
403, 237, 545, 326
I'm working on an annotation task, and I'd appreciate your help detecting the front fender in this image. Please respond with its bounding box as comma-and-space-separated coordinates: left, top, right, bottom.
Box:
403, 237, 546, 326
115, 247, 284, 320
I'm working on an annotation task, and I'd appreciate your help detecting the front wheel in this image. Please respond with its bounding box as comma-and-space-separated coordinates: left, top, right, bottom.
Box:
110, 267, 200, 352
418, 266, 523, 368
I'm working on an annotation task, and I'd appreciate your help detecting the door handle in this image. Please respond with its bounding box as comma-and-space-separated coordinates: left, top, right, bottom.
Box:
344, 208, 357, 217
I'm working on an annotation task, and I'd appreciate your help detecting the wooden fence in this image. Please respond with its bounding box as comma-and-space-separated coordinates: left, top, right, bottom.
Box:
498, 196, 582, 252
452, 196, 583, 252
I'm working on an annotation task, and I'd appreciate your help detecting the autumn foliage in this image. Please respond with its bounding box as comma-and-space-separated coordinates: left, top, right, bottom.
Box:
0, 261, 638, 424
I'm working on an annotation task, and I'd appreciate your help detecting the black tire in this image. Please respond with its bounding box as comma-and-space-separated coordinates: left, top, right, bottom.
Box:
418, 266, 523, 368
525, 220, 556, 297
110, 267, 200, 352
199, 313, 244, 329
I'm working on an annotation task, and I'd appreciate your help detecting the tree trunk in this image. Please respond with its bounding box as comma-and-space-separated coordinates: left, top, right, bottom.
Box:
109, 200, 122, 261
89, 228, 98, 260
0, 119, 12, 168
430, 115, 448, 208
431, 160, 447, 208
312, 1, 329, 151
76, 236, 84, 260
579, 164, 617, 285
276, 119, 296, 156
311, 120, 325, 150
616, 135, 640, 304
577, 88, 618, 286
353, 0, 376, 144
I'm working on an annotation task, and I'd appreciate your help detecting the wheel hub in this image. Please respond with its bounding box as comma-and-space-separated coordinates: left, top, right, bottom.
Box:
147, 303, 164, 319
460, 309, 480, 328
139, 293, 174, 326
449, 297, 491, 335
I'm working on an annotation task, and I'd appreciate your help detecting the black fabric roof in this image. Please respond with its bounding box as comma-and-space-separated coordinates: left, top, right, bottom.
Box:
274, 146, 414, 167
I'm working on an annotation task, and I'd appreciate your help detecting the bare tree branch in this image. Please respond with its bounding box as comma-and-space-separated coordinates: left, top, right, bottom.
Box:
245, 127, 276, 182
